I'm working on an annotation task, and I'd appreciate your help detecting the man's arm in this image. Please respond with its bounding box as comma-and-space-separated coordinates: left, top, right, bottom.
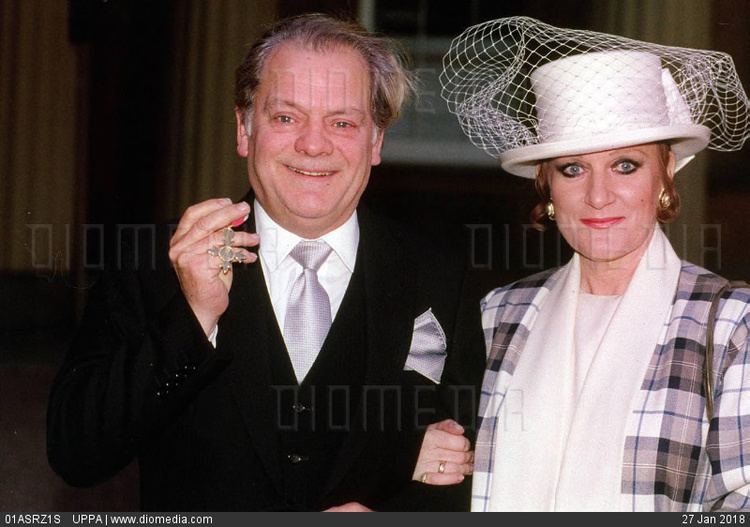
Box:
47, 199, 256, 486
46, 249, 228, 486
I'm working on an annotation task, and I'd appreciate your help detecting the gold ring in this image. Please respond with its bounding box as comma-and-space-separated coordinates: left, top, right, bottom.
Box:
420, 472, 428, 483
438, 461, 446, 474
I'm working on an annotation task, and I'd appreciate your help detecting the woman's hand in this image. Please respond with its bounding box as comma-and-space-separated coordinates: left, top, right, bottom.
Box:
413, 419, 474, 485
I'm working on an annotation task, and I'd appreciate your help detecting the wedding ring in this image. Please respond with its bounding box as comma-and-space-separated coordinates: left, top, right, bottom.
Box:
438, 461, 446, 474
207, 227, 246, 275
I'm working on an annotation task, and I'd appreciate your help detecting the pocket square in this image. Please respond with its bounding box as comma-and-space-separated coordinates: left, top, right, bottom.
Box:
404, 308, 448, 384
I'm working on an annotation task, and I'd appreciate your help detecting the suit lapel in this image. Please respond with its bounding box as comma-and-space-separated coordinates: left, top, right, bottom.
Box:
322, 209, 418, 495
219, 205, 285, 495
361, 212, 417, 385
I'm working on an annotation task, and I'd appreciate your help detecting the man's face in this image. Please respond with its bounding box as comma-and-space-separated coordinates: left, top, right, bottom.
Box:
236, 43, 384, 238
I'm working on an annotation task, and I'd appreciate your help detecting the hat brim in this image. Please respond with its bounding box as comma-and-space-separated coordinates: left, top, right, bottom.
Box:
499, 124, 711, 178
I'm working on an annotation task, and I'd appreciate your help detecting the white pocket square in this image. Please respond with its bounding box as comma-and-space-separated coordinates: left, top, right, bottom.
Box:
404, 308, 447, 384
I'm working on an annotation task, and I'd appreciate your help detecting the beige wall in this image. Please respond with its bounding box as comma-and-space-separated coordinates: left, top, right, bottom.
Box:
161, 0, 278, 220
0, 1, 279, 274
0, 1, 87, 273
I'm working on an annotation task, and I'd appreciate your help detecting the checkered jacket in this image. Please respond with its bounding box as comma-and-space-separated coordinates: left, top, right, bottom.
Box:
473, 262, 750, 511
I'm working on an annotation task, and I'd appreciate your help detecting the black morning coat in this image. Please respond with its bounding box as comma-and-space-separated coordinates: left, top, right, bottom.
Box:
47, 197, 486, 511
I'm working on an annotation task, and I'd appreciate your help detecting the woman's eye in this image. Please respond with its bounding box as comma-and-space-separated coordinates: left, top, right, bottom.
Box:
560, 163, 584, 177
615, 160, 639, 174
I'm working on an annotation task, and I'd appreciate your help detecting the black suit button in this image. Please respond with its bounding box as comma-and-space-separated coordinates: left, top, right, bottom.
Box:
287, 453, 308, 464
291, 403, 308, 413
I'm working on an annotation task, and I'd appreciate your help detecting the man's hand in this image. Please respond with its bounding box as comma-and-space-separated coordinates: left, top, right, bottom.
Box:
169, 198, 259, 336
413, 419, 473, 485
323, 502, 373, 512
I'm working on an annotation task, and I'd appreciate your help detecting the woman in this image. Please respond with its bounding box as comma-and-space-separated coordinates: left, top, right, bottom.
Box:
417, 17, 750, 511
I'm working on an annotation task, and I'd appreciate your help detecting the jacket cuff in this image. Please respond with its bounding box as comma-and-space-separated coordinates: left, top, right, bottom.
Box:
149, 292, 231, 401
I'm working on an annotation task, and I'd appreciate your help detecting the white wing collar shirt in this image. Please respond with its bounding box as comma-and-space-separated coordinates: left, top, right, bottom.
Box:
254, 200, 358, 381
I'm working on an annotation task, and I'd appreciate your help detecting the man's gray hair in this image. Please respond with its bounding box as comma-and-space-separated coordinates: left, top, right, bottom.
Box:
235, 13, 415, 130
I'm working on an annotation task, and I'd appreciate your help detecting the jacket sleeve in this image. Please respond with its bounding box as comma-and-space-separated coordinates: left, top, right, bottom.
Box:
46, 261, 231, 487
704, 290, 750, 511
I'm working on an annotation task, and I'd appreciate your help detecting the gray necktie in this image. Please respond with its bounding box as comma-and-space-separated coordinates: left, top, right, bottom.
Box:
284, 240, 333, 382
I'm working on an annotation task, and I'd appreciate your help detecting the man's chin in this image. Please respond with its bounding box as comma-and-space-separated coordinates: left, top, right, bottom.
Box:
278, 207, 350, 237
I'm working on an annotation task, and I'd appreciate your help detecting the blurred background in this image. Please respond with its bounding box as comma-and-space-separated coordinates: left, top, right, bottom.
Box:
1, 0, 748, 511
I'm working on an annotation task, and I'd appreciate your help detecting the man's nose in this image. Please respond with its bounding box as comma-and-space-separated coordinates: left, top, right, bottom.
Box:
294, 121, 334, 156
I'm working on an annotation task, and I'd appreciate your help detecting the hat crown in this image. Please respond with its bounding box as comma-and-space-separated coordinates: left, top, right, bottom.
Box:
531, 51, 681, 142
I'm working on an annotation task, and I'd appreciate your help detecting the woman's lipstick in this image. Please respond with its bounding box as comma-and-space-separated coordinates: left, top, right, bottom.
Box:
581, 217, 624, 229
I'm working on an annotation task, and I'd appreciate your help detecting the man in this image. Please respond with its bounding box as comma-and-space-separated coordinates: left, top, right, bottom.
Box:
47, 14, 484, 511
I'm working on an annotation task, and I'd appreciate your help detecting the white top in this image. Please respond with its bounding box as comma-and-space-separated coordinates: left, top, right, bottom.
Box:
573, 293, 621, 396
254, 200, 358, 331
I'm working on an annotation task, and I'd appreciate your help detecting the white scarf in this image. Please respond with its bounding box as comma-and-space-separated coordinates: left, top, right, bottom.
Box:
488, 227, 681, 511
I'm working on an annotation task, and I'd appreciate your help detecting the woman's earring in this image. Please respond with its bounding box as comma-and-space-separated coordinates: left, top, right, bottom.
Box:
546, 201, 555, 220
658, 189, 671, 210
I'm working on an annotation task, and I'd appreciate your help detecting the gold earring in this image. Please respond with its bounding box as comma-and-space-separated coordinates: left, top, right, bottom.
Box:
658, 189, 671, 210
546, 201, 555, 220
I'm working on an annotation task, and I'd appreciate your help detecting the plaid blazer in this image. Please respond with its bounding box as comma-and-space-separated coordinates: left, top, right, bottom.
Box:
473, 261, 750, 511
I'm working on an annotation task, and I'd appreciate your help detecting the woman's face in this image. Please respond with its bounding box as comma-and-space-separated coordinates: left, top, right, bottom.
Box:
543, 143, 674, 268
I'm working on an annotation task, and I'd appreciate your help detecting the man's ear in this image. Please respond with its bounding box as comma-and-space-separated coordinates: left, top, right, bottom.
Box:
370, 127, 384, 167
235, 108, 250, 158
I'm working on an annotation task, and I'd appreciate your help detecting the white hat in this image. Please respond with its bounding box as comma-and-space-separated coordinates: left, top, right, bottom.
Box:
501, 50, 709, 177
440, 17, 750, 178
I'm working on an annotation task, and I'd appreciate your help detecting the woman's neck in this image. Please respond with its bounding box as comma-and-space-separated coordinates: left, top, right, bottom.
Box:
578, 244, 649, 295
